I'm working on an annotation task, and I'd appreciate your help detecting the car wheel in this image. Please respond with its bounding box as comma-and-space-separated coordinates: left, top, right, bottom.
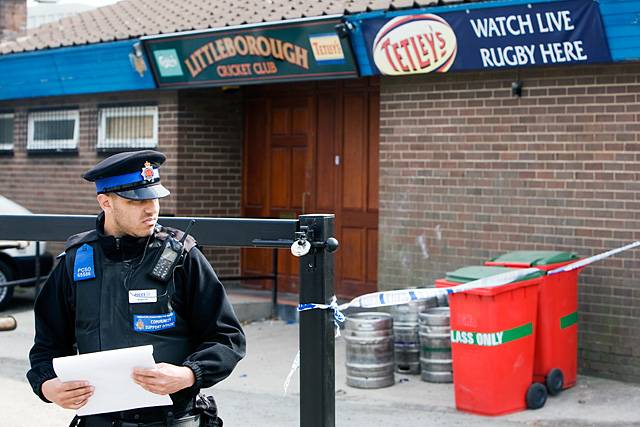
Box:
0, 259, 15, 311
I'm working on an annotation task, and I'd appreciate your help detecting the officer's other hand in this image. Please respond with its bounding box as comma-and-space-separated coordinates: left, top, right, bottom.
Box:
41, 378, 94, 410
132, 362, 195, 395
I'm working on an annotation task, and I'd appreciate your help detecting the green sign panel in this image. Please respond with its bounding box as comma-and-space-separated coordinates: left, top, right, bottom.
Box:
145, 18, 358, 88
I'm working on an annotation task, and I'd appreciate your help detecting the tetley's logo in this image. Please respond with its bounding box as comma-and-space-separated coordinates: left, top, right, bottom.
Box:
372, 14, 457, 75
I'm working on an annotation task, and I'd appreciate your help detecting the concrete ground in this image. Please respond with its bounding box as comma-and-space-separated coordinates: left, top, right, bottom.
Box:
2, 287, 640, 426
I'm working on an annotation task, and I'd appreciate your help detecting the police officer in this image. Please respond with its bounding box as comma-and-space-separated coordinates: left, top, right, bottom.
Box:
27, 150, 246, 426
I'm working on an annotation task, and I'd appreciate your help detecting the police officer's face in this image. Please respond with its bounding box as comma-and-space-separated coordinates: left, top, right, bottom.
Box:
101, 194, 159, 237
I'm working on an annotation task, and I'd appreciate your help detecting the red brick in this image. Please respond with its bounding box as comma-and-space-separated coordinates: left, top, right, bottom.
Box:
378, 63, 640, 383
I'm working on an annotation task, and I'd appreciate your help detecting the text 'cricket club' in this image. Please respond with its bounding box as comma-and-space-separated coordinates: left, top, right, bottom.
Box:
184, 34, 310, 78
373, 14, 458, 75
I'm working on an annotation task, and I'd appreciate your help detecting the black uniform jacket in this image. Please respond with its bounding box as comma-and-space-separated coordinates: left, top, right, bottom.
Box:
26, 213, 246, 416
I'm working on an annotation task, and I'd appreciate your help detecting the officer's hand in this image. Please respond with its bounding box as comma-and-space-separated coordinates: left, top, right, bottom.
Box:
41, 378, 94, 410
132, 362, 195, 395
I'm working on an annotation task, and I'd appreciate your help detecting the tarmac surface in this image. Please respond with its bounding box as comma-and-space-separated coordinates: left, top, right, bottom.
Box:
1, 287, 640, 426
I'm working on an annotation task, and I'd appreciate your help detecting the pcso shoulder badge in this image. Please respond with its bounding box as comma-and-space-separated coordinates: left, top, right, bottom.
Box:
73, 244, 96, 281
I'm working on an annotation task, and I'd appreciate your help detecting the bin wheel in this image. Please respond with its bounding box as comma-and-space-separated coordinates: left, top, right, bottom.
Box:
546, 368, 564, 396
526, 382, 547, 410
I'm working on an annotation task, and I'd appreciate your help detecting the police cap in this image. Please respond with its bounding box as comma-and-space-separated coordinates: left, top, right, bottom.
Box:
82, 150, 170, 200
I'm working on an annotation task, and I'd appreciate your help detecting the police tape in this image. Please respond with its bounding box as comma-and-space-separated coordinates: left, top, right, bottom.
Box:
288, 268, 547, 394
547, 241, 640, 275
298, 240, 640, 327
297, 267, 540, 335
284, 241, 640, 394
283, 350, 300, 396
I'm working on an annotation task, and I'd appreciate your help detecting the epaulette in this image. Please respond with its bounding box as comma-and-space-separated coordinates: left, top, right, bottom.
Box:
155, 225, 197, 252
64, 230, 99, 251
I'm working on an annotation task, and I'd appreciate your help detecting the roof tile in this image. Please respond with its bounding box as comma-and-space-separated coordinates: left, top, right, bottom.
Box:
0, 0, 484, 54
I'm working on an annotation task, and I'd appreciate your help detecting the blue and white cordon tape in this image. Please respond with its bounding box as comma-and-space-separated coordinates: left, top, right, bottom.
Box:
299, 240, 640, 324
547, 240, 640, 275
283, 240, 640, 394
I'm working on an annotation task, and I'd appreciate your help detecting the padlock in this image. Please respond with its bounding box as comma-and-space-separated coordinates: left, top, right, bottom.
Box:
291, 239, 311, 257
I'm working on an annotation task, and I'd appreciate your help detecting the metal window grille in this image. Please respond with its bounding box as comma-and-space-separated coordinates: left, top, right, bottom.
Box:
27, 110, 79, 152
0, 113, 14, 152
97, 105, 158, 151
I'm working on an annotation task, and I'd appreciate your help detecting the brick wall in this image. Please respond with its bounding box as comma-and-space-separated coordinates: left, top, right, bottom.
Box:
175, 89, 243, 277
0, 89, 244, 277
0, 91, 179, 215
0, 91, 180, 255
378, 63, 640, 382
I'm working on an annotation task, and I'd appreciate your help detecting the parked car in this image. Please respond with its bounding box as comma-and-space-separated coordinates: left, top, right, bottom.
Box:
0, 194, 53, 310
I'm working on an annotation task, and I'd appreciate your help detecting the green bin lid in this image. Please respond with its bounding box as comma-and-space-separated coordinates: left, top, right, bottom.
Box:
489, 250, 579, 266
445, 265, 544, 284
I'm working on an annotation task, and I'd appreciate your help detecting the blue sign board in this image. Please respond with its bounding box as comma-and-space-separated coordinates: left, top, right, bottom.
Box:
356, 0, 611, 76
599, 0, 640, 61
0, 40, 156, 101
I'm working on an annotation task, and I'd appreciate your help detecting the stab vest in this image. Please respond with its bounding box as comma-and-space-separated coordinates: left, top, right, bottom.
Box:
64, 226, 198, 410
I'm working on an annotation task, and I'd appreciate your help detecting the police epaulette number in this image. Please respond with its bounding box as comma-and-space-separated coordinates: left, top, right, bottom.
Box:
73, 244, 96, 281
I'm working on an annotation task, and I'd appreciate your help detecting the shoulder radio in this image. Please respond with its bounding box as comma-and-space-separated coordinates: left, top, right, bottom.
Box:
149, 220, 195, 282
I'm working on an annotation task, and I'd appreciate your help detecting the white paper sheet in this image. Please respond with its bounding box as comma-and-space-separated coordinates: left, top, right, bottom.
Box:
53, 345, 171, 416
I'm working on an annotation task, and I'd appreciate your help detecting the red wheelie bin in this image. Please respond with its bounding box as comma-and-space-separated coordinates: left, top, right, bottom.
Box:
435, 266, 546, 415
486, 251, 581, 395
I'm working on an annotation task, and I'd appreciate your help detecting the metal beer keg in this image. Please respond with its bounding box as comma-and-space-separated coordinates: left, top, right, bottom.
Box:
391, 298, 437, 374
344, 312, 395, 388
419, 307, 453, 383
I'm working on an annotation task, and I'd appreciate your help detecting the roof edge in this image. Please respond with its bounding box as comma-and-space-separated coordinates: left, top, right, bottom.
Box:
140, 14, 344, 41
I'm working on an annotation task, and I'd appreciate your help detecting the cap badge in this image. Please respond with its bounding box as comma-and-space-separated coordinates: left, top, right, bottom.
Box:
141, 161, 155, 182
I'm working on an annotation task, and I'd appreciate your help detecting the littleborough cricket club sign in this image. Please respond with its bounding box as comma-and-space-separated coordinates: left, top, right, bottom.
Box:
145, 19, 358, 88
182, 34, 309, 78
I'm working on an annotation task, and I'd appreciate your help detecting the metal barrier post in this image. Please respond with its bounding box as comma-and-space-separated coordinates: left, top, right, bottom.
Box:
272, 248, 279, 318
34, 241, 41, 296
299, 214, 335, 427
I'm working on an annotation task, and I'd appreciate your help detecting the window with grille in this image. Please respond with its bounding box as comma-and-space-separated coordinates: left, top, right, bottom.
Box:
27, 110, 79, 151
97, 106, 158, 150
0, 113, 13, 152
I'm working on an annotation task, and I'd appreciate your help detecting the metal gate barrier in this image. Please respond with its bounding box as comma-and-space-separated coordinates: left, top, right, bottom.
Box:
0, 213, 338, 427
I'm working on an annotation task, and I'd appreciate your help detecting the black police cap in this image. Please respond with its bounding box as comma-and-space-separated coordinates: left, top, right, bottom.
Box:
83, 150, 170, 200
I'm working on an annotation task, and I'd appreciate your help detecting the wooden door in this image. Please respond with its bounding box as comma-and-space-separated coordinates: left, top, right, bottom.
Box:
335, 81, 379, 299
242, 92, 315, 293
242, 80, 378, 298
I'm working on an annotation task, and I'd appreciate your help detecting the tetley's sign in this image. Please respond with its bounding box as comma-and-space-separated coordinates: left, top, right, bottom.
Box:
372, 14, 458, 75
145, 18, 358, 87
358, 0, 611, 76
